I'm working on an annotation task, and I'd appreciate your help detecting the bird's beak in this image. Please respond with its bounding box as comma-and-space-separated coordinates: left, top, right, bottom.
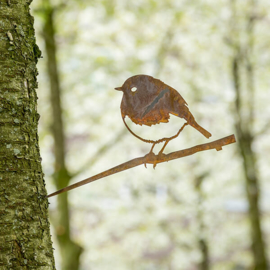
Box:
114, 87, 123, 91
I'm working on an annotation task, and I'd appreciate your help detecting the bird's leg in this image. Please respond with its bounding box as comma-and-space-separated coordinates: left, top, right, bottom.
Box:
144, 143, 157, 168
152, 140, 170, 169
158, 140, 169, 156
150, 143, 156, 153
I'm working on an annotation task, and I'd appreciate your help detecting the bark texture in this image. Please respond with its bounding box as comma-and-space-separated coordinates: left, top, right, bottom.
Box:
0, 0, 55, 269
42, 1, 82, 269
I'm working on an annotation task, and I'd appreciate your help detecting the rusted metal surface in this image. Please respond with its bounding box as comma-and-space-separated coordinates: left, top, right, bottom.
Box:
47, 135, 236, 198
46, 76, 237, 198
115, 75, 212, 155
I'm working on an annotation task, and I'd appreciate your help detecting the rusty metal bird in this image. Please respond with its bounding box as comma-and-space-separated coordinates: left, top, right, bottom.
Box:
115, 74, 211, 159
45, 75, 234, 198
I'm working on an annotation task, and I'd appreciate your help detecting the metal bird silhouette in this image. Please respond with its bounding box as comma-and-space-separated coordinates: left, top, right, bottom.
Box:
46, 76, 236, 198
115, 74, 212, 157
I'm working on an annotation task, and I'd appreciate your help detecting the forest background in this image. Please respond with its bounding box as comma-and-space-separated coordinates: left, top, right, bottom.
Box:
31, 0, 270, 269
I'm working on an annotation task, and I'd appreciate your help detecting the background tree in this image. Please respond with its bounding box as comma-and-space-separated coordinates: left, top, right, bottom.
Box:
39, 1, 83, 269
229, 0, 268, 268
0, 0, 55, 268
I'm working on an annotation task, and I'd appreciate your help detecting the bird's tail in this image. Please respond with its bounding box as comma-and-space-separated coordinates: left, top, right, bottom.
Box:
189, 121, 212, 139
172, 105, 212, 138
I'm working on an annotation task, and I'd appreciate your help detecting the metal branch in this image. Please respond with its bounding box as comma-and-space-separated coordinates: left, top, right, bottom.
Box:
47, 134, 236, 198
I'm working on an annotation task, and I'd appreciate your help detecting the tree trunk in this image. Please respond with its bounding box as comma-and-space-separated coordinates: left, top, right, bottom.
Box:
195, 175, 210, 270
232, 56, 268, 269
42, 1, 82, 269
0, 0, 55, 269
229, 1, 268, 268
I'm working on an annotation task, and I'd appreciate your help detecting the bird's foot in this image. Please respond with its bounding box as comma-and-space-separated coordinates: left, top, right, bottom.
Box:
153, 151, 166, 169
144, 151, 156, 168
144, 151, 166, 169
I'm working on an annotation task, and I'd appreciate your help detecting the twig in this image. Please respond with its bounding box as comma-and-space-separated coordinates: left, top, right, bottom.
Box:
47, 134, 236, 198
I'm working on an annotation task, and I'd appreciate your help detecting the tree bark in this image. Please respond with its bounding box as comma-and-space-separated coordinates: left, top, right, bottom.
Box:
0, 0, 55, 269
42, 1, 82, 269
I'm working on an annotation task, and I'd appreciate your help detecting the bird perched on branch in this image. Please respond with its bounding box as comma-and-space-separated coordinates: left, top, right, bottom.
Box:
115, 74, 211, 159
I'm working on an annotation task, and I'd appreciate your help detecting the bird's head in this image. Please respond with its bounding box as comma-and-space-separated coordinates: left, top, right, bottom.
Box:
114, 75, 153, 96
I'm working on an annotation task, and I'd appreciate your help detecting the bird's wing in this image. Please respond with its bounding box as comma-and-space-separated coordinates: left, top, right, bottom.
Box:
132, 86, 188, 126
154, 78, 188, 106
141, 88, 170, 118
124, 92, 171, 127
169, 87, 188, 106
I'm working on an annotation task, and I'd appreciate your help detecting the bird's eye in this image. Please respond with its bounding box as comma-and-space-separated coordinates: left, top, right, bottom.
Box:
131, 87, 137, 92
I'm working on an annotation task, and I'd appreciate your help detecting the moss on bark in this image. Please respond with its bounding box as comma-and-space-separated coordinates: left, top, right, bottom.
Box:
0, 1, 55, 269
